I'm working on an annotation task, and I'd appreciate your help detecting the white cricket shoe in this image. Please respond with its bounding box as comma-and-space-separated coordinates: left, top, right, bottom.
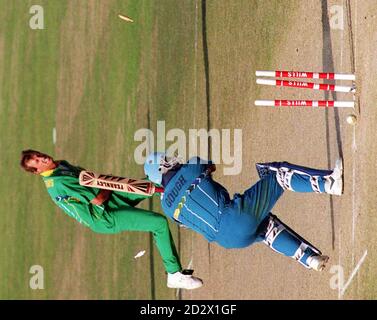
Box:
307, 255, 329, 271
167, 271, 203, 290
325, 158, 343, 196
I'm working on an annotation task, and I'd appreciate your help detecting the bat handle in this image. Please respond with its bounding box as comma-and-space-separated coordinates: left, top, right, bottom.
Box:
154, 186, 165, 194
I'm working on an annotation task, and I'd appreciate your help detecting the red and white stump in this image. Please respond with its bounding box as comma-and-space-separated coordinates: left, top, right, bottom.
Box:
256, 70, 355, 81
256, 78, 356, 93
254, 100, 355, 108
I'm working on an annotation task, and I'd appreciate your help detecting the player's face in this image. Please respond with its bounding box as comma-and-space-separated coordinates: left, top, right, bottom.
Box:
25, 155, 56, 174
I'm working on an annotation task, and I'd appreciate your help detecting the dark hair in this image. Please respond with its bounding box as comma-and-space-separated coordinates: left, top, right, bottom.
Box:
20, 149, 52, 173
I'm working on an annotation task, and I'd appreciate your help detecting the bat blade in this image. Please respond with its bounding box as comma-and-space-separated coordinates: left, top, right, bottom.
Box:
79, 171, 158, 196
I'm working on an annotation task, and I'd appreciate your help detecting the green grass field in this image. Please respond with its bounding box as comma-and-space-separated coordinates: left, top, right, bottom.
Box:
0, 0, 288, 299
1, 0, 376, 300
0, 0, 209, 300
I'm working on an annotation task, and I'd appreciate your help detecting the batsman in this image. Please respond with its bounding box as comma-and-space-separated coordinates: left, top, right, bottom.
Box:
20, 149, 203, 290
144, 153, 344, 271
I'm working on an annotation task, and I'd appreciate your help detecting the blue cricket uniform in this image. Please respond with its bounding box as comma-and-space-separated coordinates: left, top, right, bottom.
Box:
161, 157, 333, 268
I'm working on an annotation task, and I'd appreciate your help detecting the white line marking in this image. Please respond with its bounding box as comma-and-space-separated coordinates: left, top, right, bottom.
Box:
193, 0, 198, 126
351, 156, 356, 263
174, 260, 193, 298
354, 2, 357, 75
180, 258, 194, 299
340, 250, 367, 296
187, 258, 193, 271
348, 0, 357, 265
188, 1, 199, 301
338, 229, 341, 300
352, 124, 357, 151
340, 8, 344, 74
52, 127, 56, 144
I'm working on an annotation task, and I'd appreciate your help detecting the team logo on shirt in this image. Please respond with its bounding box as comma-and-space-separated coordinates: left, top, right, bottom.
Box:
165, 175, 186, 207
55, 195, 80, 203
44, 179, 54, 188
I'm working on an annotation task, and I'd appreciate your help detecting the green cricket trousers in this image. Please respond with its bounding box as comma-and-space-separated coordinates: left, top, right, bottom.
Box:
90, 191, 182, 274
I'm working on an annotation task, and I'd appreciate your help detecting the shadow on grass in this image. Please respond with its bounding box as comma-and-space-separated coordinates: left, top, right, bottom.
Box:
321, 0, 344, 250
201, 0, 212, 266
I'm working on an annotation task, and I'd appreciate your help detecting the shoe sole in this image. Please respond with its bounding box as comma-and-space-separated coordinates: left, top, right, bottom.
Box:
167, 283, 203, 290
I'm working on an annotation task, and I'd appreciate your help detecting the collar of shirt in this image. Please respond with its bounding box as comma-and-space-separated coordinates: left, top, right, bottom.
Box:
40, 160, 65, 177
40, 169, 55, 177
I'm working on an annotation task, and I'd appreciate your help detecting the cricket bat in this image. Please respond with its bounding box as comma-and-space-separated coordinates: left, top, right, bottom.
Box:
79, 171, 164, 196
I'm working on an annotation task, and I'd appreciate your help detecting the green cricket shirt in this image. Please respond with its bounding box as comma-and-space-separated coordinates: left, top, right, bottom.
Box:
41, 160, 182, 273
41, 160, 147, 229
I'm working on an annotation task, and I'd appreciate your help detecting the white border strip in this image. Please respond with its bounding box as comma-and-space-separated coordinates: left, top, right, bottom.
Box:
340, 250, 368, 296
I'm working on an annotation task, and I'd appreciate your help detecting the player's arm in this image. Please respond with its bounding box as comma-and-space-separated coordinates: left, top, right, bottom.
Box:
58, 175, 101, 204
207, 163, 216, 173
90, 189, 112, 205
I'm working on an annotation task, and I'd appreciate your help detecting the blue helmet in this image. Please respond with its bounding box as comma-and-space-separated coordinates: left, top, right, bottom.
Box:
144, 152, 166, 185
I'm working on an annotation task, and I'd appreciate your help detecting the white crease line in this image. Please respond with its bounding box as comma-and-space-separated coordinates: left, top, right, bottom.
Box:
351, 119, 357, 264
352, 124, 357, 151
340, 249, 367, 296
354, 2, 357, 73
338, 229, 341, 300
336, 4, 349, 270
176, 259, 194, 299
340, 2, 344, 72
193, 0, 198, 126
187, 258, 193, 271
52, 127, 56, 144
188, 0, 199, 301
350, 0, 358, 260
349, 0, 358, 268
